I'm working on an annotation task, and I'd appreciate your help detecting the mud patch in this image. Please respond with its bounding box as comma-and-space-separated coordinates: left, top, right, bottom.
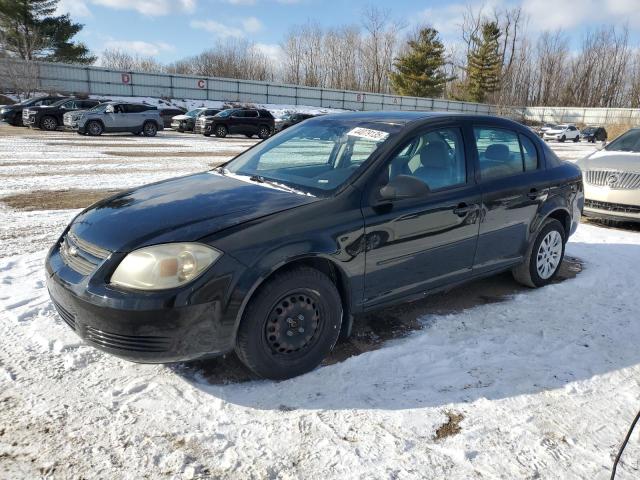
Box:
1, 188, 120, 211
434, 411, 464, 440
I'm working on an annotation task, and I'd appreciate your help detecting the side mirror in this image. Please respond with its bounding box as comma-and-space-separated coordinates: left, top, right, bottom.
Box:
105, 106, 114, 114
378, 175, 430, 202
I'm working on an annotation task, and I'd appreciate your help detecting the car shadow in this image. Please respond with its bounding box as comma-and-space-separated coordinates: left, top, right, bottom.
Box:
168, 242, 638, 411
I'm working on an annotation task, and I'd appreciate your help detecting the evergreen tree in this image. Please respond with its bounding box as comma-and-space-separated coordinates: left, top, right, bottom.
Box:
390, 27, 451, 98
0, 0, 95, 64
465, 21, 502, 103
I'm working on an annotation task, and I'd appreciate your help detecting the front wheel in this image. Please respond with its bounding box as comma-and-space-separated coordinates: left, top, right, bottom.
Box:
86, 120, 103, 136
40, 116, 58, 131
142, 121, 157, 137
235, 266, 342, 380
215, 125, 227, 138
258, 126, 271, 139
512, 218, 566, 288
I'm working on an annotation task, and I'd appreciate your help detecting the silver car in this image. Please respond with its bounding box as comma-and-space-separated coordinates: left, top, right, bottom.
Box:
577, 128, 640, 223
75, 102, 163, 136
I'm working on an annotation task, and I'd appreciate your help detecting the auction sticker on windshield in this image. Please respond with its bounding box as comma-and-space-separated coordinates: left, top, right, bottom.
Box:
347, 127, 390, 142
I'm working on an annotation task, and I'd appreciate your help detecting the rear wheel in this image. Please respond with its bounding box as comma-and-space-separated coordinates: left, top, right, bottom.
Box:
215, 125, 227, 138
86, 120, 103, 136
258, 125, 271, 139
235, 266, 342, 380
142, 121, 157, 137
560, 135, 566, 142
573, 135, 579, 142
513, 218, 566, 288
40, 115, 58, 131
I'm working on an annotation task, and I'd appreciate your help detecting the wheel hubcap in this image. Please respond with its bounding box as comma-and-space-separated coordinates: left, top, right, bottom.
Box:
145, 124, 155, 134
536, 230, 562, 279
43, 118, 55, 129
265, 293, 321, 355
217, 127, 225, 135
89, 123, 100, 134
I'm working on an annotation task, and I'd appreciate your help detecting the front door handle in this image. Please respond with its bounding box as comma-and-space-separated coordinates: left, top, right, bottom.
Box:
453, 203, 478, 217
527, 188, 539, 200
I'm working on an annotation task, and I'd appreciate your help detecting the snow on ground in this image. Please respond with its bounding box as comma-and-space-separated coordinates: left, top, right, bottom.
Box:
1, 126, 640, 479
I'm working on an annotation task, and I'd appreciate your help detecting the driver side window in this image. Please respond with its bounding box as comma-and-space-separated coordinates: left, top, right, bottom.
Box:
386, 127, 467, 191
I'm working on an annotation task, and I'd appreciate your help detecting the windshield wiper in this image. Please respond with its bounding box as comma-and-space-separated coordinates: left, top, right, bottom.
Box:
249, 175, 301, 194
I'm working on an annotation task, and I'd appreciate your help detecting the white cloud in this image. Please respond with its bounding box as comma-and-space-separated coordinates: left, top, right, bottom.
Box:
103, 40, 175, 56
242, 17, 263, 33
251, 43, 284, 63
91, 0, 196, 16
226, 0, 257, 4
56, 0, 93, 17
190, 20, 245, 39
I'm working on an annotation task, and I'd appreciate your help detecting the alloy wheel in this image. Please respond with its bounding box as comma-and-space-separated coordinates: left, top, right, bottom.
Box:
42, 117, 57, 131
536, 230, 562, 280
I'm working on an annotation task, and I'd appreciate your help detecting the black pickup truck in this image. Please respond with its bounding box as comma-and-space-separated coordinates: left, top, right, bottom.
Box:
23, 98, 104, 131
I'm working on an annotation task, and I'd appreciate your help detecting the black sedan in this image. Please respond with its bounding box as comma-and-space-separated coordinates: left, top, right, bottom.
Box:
46, 112, 583, 379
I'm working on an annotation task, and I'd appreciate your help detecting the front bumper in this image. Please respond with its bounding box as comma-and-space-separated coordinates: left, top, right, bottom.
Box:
45, 239, 246, 363
583, 182, 640, 222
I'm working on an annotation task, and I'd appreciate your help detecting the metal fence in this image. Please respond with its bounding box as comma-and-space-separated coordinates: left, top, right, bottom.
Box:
515, 106, 640, 126
0, 58, 493, 114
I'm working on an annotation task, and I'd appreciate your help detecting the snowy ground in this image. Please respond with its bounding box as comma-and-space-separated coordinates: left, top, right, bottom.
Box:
1, 125, 640, 479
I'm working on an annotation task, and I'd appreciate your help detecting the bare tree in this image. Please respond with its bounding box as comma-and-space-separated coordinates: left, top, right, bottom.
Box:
101, 49, 164, 73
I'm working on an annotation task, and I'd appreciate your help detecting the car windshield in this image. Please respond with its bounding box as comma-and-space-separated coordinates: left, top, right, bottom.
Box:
185, 109, 202, 117
605, 130, 640, 153
88, 103, 108, 112
215, 109, 236, 118
222, 118, 403, 196
50, 98, 71, 107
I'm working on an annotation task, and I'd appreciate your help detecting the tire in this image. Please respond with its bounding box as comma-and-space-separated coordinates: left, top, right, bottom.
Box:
214, 124, 227, 138
512, 218, 566, 288
573, 135, 579, 142
142, 121, 157, 137
258, 125, 271, 140
235, 266, 343, 380
560, 135, 566, 142
86, 120, 103, 136
40, 115, 58, 131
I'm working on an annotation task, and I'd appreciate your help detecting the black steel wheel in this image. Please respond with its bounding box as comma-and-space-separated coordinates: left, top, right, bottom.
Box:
235, 266, 342, 380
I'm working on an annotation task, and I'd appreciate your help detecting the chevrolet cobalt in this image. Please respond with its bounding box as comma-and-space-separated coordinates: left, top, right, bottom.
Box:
46, 112, 583, 379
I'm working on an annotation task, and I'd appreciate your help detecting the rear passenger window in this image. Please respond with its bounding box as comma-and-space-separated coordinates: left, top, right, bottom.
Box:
474, 127, 538, 180
519, 134, 538, 171
244, 110, 259, 118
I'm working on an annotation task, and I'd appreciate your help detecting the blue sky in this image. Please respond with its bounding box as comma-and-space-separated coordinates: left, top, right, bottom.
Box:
56, 0, 640, 64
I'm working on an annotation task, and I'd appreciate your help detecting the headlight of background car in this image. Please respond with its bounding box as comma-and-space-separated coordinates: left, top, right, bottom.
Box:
0, 108, 7, 114
110, 243, 221, 290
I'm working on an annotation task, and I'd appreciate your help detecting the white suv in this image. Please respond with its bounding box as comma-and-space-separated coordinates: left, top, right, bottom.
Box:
543, 124, 580, 142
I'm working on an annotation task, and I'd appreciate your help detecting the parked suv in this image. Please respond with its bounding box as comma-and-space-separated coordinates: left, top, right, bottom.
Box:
0, 95, 64, 126
46, 112, 583, 380
75, 102, 163, 136
543, 124, 580, 142
202, 108, 274, 139
159, 107, 187, 128
580, 126, 607, 143
194, 109, 223, 134
171, 107, 220, 132
275, 112, 317, 132
23, 98, 103, 131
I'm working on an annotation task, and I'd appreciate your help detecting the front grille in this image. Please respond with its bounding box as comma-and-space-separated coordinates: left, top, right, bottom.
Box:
59, 232, 111, 276
585, 199, 640, 214
84, 325, 171, 353
584, 170, 640, 189
52, 300, 76, 331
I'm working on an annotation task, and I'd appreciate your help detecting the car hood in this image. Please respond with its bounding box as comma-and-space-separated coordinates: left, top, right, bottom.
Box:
546, 129, 566, 134
171, 114, 192, 121
577, 150, 640, 173
69, 171, 319, 253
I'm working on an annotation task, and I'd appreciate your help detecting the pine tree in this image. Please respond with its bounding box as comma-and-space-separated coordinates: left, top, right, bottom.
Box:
390, 27, 451, 98
0, 0, 95, 64
465, 21, 502, 103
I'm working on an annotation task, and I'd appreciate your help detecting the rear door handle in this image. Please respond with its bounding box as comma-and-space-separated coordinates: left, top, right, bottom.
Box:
453, 203, 478, 217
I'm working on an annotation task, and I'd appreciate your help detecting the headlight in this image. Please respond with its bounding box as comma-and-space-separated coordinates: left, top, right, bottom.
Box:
110, 243, 221, 291
0, 108, 7, 114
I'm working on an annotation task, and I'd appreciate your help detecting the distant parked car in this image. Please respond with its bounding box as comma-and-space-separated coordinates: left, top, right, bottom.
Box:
194, 109, 223, 134
0, 96, 65, 126
23, 98, 103, 131
536, 123, 557, 137
580, 126, 607, 143
543, 124, 580, 142
171, 108, 220, 132
158, 107, 187, 129
202, 108, 274, 139
74, 102, 163, 136
275, 113, 317, 132
577, 128, 640, 223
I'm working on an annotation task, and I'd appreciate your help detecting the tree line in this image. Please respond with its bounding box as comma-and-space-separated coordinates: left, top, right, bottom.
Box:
2, 1, 640, 108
